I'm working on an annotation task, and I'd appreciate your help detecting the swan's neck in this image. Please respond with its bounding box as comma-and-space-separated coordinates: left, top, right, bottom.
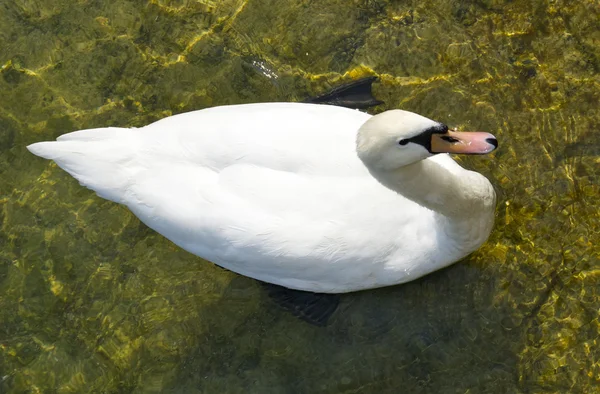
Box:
370, 158, 496, 218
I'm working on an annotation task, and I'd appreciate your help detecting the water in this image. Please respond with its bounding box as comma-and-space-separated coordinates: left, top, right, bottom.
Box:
1, 0, 599, 392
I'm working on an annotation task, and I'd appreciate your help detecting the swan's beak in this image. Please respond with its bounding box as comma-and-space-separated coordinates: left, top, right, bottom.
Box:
430, 130, 498, 154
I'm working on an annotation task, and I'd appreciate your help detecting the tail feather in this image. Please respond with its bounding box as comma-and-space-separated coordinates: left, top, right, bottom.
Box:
56, 126, 130, 142
27, 127, 138, 203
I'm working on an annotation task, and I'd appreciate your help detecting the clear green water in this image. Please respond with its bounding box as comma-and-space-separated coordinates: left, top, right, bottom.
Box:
1, 0, 599, 392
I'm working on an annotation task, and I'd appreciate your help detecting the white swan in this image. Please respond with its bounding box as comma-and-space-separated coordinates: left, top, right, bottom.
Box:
27, 103, 497, 294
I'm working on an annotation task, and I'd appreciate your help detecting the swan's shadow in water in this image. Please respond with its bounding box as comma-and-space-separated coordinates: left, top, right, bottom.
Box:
208, 257, 491, 344
168, 260, 518, 392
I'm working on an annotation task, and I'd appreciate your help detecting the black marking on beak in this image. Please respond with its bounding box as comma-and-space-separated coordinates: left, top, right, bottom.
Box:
404, 123, 448, 153
486, 137, 498, 149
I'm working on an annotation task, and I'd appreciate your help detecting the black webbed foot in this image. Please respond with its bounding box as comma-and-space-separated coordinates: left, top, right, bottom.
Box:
261, 282, 340, 327
303, 76, 384, 110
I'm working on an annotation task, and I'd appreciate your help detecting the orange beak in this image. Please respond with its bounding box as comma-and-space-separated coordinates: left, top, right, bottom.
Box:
431, 130, 498, 154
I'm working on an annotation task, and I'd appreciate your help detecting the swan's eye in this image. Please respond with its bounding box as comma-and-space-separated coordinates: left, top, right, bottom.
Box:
398, 139, 409, 146
440, 135, 459, 143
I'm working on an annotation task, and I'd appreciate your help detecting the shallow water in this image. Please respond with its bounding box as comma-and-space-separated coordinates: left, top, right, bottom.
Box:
1, 0, 599, 392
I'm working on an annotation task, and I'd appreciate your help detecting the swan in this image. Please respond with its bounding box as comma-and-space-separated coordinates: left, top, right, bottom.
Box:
27, 94, 497, 321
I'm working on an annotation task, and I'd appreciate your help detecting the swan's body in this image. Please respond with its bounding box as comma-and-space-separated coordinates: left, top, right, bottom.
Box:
28, 103, 497, 293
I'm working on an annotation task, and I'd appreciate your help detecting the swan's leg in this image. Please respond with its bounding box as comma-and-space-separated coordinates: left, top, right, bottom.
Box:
303, 76, 384, 109
260, 282, 340, 326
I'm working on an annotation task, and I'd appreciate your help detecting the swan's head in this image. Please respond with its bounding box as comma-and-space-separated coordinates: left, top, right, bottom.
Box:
356, 109, 498, 170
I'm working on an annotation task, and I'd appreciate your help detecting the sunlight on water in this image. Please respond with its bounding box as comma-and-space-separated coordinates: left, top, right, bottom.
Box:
0, 0, 599, 392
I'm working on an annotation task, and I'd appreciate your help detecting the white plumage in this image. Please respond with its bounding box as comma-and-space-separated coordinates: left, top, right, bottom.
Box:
28, 103, 497, 293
